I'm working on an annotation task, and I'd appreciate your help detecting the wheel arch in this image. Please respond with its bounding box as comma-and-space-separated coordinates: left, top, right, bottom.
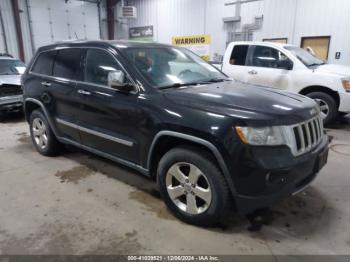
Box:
24, 98, 59, 136
299, 86, 340, 109
146, 131, 237, 196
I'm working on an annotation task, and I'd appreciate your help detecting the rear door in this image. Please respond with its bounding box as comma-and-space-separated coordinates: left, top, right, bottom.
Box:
245, 45, 293, 90
34, 48, 83, 142
222, 44, 250, 83
74, 48, 143, 163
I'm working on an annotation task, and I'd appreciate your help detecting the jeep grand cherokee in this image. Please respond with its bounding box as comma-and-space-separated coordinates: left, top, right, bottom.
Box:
22, 41, 329, 226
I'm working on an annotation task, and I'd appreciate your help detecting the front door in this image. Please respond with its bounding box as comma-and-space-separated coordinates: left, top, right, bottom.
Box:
74, 48, 143, 164
245, 45, 293, 90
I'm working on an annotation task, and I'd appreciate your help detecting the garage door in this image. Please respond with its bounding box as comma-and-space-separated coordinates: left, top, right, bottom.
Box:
301, 36, 330, 60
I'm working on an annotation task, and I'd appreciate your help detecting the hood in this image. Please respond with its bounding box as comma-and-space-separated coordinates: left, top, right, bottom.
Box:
0, 75, 21, 86
163, 80, 318, 125
314, 64, 350, 78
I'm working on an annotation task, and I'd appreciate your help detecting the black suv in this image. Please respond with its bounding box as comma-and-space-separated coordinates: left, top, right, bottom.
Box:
22, 41, 329, 226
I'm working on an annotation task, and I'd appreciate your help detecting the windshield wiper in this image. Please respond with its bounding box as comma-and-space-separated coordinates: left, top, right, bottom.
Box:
307, 62, 325, 67
158, 82, 205, 90
158, 78, 231, 90
205, 77, 230, 83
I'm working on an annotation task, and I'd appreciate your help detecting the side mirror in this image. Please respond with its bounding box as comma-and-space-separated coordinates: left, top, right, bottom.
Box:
108, 70, 135, 93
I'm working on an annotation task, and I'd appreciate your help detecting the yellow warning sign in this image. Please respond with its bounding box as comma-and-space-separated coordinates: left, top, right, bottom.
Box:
172, 35, 211, 61
172, 35, 211, 46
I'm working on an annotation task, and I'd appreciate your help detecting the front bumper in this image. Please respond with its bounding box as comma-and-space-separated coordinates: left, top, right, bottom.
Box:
339, 91, 350, 113
0, 95, 23, 112
234, 135, 329, 214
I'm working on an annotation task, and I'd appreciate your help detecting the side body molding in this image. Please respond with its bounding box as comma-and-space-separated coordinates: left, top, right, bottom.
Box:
147, 131, 237, 196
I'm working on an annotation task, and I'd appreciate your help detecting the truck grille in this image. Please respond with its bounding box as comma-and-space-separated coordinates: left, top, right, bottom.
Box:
0, 84, 23, 97
290, 115, 323, 156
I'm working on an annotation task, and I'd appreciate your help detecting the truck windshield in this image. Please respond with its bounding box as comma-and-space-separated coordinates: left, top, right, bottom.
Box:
0, 59, 26, 75
284, 46, 325, 67
122, 47, 228, 88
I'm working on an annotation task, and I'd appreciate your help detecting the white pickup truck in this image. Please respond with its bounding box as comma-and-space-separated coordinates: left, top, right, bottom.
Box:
220, 41, 350, 124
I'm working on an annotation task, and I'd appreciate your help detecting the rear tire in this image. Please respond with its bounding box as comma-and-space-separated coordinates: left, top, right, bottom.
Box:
157, 146, 231, 226
306, 92, 337, 125
29, 109, 61, 156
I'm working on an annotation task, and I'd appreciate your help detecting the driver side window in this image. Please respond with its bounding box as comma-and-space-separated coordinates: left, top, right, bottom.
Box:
84, 49, 124, 86
247, 45, 292, 69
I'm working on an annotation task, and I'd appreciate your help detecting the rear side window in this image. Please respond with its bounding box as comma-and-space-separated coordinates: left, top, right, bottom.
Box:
53, 49, 81, 80
230, 45, 249, 66
84, 49, 123, 86
31, 51, 56, 76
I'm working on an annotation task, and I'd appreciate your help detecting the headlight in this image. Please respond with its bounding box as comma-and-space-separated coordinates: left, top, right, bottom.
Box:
235, 126, 286, 146
342, 79, 350, 92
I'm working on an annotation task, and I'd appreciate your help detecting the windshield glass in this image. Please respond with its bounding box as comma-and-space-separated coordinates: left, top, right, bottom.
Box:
0, 59, 26, 75
284, 46, 325, 67
121, 47, 228, 88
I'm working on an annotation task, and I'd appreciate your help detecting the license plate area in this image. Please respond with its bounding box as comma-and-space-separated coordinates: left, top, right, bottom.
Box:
315, 147, 329, 172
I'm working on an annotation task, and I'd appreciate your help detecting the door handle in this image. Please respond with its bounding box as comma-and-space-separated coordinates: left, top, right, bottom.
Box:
41, 81, 51, 87
77, 89, 91, 96
248, 70, 258, 75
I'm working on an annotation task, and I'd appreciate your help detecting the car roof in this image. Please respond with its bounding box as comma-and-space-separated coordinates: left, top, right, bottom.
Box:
37, 40, 174, 52
230, 41, 294, 48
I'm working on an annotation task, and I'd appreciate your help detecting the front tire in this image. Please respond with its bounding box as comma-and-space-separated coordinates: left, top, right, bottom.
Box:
306, 92, 337, 125
29, 109, 61, 156
157, 146, 231, 226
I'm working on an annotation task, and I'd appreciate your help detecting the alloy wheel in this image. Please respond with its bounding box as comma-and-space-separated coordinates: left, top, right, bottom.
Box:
314, 98, 329, 119
32, 118, 48, 150
165, 162, 212, 215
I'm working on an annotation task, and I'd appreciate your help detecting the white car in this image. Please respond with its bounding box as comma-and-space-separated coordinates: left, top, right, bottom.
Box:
221, 41, 350, 124
0, 54, 25, 116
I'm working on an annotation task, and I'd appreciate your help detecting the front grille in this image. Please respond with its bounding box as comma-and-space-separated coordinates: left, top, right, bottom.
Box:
290, 115, 323, 156
0, 84, 22, 97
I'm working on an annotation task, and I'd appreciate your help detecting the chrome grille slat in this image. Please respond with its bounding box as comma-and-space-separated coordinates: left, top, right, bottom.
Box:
305, 123, 311, 149
297, 126, 305, 151
289, 115, 324, 156
312, 120, 319, 143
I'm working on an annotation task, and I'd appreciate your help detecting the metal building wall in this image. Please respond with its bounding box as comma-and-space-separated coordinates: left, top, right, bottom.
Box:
128, 0, 263, 60
261, 0, 350, 65
27, 0, 100, 49
0, 0, 20, 58
128, 0, 207, 41
0, 0, 101, 62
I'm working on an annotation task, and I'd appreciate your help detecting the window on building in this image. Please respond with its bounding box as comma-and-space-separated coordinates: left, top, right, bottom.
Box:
263, 38, 288, 44
301, 36, 330, 60
53, 49, 81, 80
230, 45, 249, 66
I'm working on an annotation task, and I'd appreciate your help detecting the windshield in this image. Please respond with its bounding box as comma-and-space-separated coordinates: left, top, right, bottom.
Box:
0, 59, 26, 75
284, 46, 325, 67
121, 47, 228, 88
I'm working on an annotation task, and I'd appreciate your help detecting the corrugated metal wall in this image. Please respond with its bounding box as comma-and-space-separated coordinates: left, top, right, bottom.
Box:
27, 0, 100, 48
128, 0, 350, 65
0, 0, 101, 62
0, 0, 20, 58
261, 0, 350, 64
128, 0, 263, 60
